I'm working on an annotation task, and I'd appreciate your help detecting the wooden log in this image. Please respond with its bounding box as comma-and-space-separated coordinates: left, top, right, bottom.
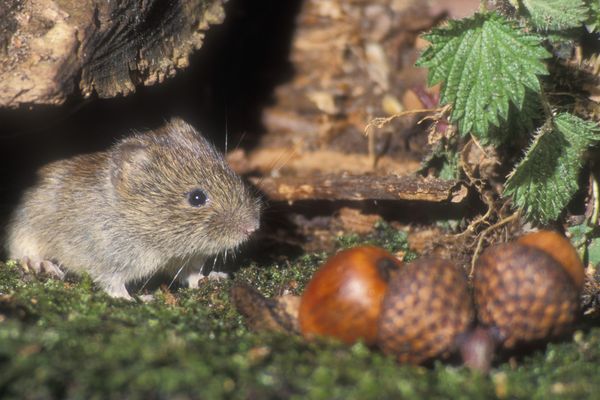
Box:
251, 174, 469, 204
0, 0, 226, 108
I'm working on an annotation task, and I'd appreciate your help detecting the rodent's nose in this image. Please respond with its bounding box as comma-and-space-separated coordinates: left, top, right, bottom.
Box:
244, 219, 260, 235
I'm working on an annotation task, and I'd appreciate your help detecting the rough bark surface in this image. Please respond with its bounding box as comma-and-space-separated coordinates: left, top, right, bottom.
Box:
0, 0, 226, 108
252, 174, 469, 204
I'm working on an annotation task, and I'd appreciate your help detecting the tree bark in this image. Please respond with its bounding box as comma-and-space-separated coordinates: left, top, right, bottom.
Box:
251, 174, 469, 204
0, 0, 226, 108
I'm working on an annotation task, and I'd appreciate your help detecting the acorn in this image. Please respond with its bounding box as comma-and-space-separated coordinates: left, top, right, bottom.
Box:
473, 230, 583, 348
233, 232, 583, 372
298, 246, 403, 345
231, 283, 301, 334
377, 257, 476, 364
516, 230, 585, 289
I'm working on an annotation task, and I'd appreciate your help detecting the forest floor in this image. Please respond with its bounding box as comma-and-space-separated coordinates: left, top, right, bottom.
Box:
2, 0, 600, 398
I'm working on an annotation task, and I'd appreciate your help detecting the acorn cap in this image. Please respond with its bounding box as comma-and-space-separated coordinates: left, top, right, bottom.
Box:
517, 230, 585, 290
298, 246, 402, 345
474, 243, 580, 348
377, 258, 475, 364
231, 283, 301, 334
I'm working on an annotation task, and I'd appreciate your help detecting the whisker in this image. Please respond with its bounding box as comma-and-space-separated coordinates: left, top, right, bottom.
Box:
168, 252, 194, 290
254, 148, 297, 188
168, 266, 184, 289
234, 131, 248, 151
221, 249, 229, 271
224, 105, 229, 154
225, 122, 228, 154
208, 254, 218, 274
139, 274, 154, 293
268, 148, 292, 172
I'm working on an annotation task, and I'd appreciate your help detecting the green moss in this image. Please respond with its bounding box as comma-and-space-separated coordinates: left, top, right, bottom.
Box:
1, 255, 600, 399
336, 222, 418, 261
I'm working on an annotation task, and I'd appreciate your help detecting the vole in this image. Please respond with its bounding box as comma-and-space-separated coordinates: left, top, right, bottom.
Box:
5, 118, 261, 299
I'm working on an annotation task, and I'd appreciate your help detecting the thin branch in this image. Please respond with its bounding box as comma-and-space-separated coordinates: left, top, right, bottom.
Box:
469, 213, 520, 278
592, 171, 599, 226
364, 107, 445, 135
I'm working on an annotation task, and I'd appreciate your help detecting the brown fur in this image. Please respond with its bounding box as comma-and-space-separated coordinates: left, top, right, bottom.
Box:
6, 118, 261, 299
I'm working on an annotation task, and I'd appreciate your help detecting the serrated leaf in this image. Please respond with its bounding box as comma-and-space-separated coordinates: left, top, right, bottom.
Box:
567, 222, 593, 259
504, 113, 600, 223
568, 222, 593, 249
586, 0, 600, 32
419, 141, 461, 181
416, 12, 550, 141
438, 152, 460, 180
588, 237, 600, 266
522, 0, 589, 30
487, 90, 544, 145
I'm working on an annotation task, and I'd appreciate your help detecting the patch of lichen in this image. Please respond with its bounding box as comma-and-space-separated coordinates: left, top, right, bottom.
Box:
1, 250, 600, 399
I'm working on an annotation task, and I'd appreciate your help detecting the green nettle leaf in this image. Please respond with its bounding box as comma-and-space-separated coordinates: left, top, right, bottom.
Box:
416, 12, 550, 141
487, 90, 544, 145
567, 222, 593, 259
587, 237, 600, 266
567, 222, 593, 248
522, 0, 589, 30
504, 113, 600, 223
438, 150, 460, 180
587, 0, 600, 32
419, 141, 460, 181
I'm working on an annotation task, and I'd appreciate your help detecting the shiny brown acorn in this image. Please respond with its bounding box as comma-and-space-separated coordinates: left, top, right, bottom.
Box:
297, 247, 480, 366
233, 231, 583, 372
377, 258, 476, 364
298, 246, 403, 345
473, 230, 584, 348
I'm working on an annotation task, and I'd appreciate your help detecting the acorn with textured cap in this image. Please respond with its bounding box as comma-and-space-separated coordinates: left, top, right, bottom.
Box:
232, 231, 583, 372
376, 257, 475, 364
298, 246, 403, 345
473, 230, 584, 348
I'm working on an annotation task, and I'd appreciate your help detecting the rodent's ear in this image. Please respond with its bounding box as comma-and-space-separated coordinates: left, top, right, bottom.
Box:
167, 117, 189, 128
166, 117, 196, 135
110, 140, 151, 187
165, 118, 204, 143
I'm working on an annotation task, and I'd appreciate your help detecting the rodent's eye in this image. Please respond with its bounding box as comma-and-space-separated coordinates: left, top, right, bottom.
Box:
187, 189, 208, 207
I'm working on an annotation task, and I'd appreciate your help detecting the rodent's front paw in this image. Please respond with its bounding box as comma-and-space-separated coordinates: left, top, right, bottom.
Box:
205, 271, 229, 281
186, 271, 230, 288
18, 257, 65, 280
103, 282, 134, 301
137, 294, 155, 302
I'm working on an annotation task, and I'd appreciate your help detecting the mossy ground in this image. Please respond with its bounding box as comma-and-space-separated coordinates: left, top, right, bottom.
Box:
1, 230, 600, 399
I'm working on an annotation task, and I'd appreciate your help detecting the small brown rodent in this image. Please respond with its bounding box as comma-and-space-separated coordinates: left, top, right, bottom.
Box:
5, 118, 261, 299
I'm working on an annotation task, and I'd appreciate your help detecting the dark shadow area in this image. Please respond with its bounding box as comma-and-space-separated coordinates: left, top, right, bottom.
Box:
244, 194, 486, 263
0, 0, 304, 253
263, 196, 484, 226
